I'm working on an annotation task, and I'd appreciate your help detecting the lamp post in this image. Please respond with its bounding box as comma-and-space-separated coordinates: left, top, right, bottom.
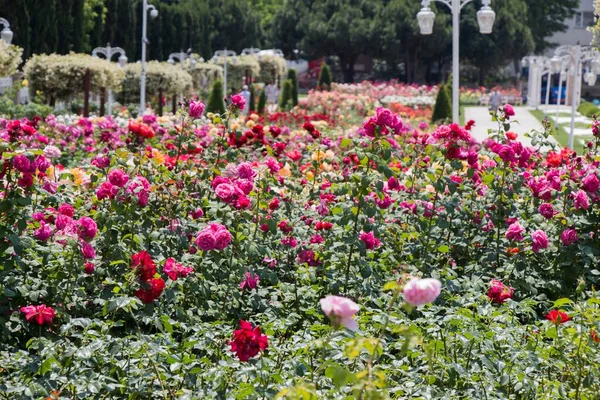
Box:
92, 43, 127, 115
212, 49, 237, 96
0, 17, 13, 45
167, 49, 197, 69
140, 0, 159, 113
417, 0, 495, 122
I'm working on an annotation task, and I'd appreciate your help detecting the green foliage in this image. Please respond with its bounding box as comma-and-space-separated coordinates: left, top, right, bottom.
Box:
287, 68, 298, 106
206, 79, 226, 114
0, 42, 23, 77
210, 56, 261, 93
432, 83, 452, 123
278, 79, 293, 110
118, 61, 193, 105
257, 54, 288, 84
0, 97, 53, 119
578, 101, 600, 118
318, 63, 333, 91
257, 88, 267, 114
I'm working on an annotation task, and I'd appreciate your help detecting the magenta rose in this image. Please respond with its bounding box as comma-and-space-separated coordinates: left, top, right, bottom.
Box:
195, 229, 216, 251
531, 230, 549, 253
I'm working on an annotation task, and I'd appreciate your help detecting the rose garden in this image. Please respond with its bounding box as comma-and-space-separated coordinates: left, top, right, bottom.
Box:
1, 1, 600, 399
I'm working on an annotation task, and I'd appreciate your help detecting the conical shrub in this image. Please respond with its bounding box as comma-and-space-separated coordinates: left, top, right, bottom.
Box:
257, 89, 267, 115
279, 79, 293, 111
432, 84, 452, 123
206, 80, 226, 115
249, 85, 256, 112
287, 69, 298, 106
318, 63, 332, 91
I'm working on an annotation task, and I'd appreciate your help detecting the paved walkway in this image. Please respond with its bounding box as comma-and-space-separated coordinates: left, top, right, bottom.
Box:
464, 106, 558, 148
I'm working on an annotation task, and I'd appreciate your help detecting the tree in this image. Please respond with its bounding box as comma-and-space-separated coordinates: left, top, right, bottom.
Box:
279, 79, 293, 110
206, 80, 226, 114
461, 0, 534, 86
274, 0, 379, 83
287, 68, 298, 106
526, 0, 578, 54
318, 63, 333, 90
432, 84, 452, 123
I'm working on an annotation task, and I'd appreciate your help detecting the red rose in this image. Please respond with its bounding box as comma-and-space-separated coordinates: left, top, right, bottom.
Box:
545, 309, 571, 325
230, 320, 268, 362
131, 250, 156, 282
135, 277, 165, 304
20, 304, 56, 326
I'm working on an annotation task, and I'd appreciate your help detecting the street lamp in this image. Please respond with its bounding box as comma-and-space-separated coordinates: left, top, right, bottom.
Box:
0, 17, 13, 45
168, 49, 196, 69
552, 45, 600, 149
92, 43, 128, 114
140, 0, 158, 114
417, 0, 495, 122
211, 49, 237, 97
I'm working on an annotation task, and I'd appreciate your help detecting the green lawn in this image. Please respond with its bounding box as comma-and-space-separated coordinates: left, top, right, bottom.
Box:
529, 109, 586, 153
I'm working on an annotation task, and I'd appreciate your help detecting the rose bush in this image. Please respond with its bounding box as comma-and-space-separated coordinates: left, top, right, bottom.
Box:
0, 100, 599, 398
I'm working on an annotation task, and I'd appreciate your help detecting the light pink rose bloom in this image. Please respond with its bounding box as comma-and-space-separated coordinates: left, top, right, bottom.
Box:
403, 277, 442, 307
214, 228, 232, 250
195, 230, 216, 251
320, 295, 359, 331
505, 221, 524, 242
573, 189, 590, 210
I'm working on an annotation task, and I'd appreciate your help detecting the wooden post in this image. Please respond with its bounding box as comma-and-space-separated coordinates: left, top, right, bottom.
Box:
83, 69, 91, 117
172, 95, 177, 114
99, 87, 106, 116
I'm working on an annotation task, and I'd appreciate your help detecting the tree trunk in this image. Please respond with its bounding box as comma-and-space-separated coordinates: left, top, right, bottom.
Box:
83, 69, 91, 117
99, 87, 106, 116
339, 55, 356, 83
479, 66, 485, 87
172, 95, 177, 114
158, 89, 163, 116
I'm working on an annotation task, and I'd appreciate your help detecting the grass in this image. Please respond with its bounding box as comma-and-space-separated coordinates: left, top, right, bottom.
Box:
529, 109, 586, 154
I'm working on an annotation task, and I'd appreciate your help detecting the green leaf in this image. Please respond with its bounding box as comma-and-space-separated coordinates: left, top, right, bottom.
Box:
438, 245, 450, 253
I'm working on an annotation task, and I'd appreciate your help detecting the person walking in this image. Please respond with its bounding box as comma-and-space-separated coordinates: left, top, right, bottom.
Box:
241, 85, 251, 115
266, 81, 279, 113
490, 89, 501, 112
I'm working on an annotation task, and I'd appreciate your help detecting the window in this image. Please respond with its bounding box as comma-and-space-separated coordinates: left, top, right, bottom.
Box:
575, 11, 595, 29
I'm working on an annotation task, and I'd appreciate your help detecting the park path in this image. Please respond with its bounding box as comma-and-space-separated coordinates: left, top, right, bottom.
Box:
464, 106, 558, 148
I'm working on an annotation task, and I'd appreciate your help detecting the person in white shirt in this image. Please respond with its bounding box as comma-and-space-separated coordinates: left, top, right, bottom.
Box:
241, 85, 251, 115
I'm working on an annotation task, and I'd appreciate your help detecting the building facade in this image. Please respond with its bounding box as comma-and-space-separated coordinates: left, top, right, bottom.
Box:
548, 0, 595, 52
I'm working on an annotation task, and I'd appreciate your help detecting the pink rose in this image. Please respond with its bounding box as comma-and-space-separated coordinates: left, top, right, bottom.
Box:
320, 295, 360, 331
58, 203, 75, 217
239, 271, 259, 290
195, 230, 216, 251
214, 228, 232, 250
215, 183, 237, 203
189, 100, 205, 118
538, 203, 554, 219
81, 242, 96, 259
504, 104, 515, 117
96, 181, 117, 200
33, 222, 53, 242
487, 279, 514, 304
108, 169, 129, 188
574, 189, 590, 210
231, 94, 246, 110
560, 228, 578, 246
531, 230, 549, 253
78, 217, 98, 241
505, 221, 524, 242
359, 231, 381, 250
12, 155, 33, 173
582, 173, 599, 193
163, 258, 194, 280
403, 277, 442, 307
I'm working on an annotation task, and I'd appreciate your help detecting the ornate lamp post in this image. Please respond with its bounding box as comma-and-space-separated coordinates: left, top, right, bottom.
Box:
92, 43, 128, 115
140, 0, 159, 113
0, 17, 13, 45
212, 49, 237, 96
417, 0, 495, 122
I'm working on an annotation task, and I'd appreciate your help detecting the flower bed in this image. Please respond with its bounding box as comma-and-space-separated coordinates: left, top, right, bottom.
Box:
0, 103, 599, 398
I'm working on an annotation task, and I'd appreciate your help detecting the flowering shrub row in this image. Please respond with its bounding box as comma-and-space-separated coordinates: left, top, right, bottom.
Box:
0, 100, 599, 398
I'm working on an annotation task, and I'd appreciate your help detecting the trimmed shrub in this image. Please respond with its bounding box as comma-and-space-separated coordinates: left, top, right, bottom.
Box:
287, 69, 298, 106
279, 79, 293, 111
432, 84, 452, 123
318, 63, 332, 91
578, 101, 600, 118
206, 79, 226, 115
257, 89, 266, 115
256, 54, 287, 84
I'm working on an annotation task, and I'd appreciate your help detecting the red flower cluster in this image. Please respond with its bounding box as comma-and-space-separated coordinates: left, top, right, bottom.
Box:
128, 121, 155, 139
487, 279, 514, 304
20, 304, 56, 326
545, 309, 571, 325
131, 250, 165, 303
303, 121, 320, 139
230, 320, 268, 362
